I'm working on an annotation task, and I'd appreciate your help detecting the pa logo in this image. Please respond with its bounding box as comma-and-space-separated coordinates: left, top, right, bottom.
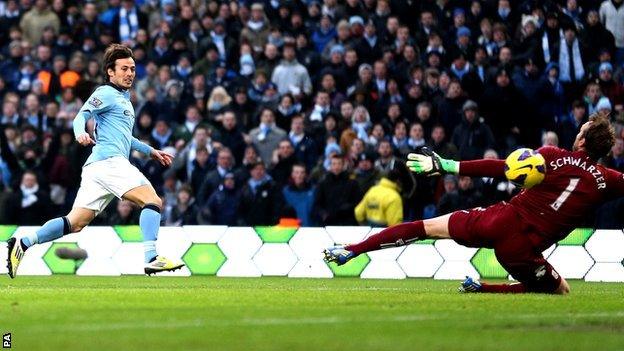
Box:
3, 333, 11, 348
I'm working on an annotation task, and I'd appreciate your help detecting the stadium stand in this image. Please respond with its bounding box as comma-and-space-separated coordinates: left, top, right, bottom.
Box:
0, 0, 623, 228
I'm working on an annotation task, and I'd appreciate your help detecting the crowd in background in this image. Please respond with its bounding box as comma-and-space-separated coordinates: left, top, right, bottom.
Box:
1, 0, 624, 227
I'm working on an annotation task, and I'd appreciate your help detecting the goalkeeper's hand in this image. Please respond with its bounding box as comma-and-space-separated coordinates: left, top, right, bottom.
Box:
406, 147, 459, 176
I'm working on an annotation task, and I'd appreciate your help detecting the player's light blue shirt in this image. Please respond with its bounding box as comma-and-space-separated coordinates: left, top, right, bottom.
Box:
73, 83, 152, 166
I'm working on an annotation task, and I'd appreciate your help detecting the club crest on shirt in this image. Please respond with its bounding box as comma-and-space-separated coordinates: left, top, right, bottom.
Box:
88, 97, 103, 108
124, 110, 132, 117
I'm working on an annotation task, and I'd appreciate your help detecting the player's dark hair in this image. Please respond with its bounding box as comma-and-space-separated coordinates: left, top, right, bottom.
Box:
584, 112, 615, 161
102, 44, 134, 82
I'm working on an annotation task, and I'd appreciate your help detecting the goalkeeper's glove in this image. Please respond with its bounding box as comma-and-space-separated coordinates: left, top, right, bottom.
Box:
406, 147, 459, 176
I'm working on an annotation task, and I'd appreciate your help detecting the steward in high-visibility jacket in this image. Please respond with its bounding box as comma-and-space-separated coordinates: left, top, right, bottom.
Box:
354, 177, 403, 226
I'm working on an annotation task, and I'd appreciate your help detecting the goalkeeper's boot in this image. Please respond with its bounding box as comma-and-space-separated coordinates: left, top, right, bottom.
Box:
6, 237, 26, 279
323, 245, 356, 266
144, 256, 185, 275
458, 276, 482, 293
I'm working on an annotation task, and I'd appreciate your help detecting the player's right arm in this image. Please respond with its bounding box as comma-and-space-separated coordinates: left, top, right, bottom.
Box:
73, 89, 110, 146
406, 147, 505, 178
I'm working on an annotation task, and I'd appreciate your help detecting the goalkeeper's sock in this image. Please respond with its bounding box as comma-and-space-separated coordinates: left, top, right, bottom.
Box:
346, 221, 427, 255
21, 217, 71, 249
480, 282, 527, 293
140, 204, 161, 263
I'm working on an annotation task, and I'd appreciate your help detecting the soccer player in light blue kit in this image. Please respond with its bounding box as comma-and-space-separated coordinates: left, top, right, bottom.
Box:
7, 44, 184, 277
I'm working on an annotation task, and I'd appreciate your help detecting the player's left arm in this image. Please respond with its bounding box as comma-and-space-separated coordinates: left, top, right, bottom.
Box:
406, 147, 505, 178
131, 137, 154, 156
133, 137, 174, 167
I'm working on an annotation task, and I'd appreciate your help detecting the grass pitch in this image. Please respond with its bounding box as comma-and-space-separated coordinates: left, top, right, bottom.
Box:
0, 277, 622, 351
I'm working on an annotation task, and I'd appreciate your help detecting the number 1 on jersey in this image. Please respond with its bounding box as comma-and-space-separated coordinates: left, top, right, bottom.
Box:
550, 178, 580, 211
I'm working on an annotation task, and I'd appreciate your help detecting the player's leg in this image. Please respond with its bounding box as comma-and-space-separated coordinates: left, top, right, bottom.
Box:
122, 184, 184, 274
324, 213, 453, 265
122, 184, 162, 263
464, 234, 568, 294
474, 262, 568, 295
21, 207, 95, 247
347, 213, 453, 253
7, 207, 96, 278
325, 202, 510, 267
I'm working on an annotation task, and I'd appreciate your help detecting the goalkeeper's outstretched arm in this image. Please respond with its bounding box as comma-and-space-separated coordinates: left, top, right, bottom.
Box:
458, 159, 505, 177
407, 147, 505, 178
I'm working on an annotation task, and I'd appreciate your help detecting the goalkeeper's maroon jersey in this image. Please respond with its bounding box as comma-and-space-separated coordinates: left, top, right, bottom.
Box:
509, 146, 624, 241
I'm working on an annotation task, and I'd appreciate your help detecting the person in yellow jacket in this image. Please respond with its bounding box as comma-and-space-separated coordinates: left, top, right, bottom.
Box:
354, 174, 403, 227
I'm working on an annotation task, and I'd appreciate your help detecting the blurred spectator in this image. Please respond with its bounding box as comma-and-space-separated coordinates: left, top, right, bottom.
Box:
479, 149, 516, 206
374, 139, 399, 174
584, 9, 615, 65
199, 172, 241, 226
537, 62, 566, 133
3, 171, 51, 225
189, 147, 210, 197
415, 102, 435, 141
452, 100, 495, 160
250, 108, 287, 166
437, 80, 467, 134
542, 131, 560, 147
167, 125, 213, 183
479, 66, 526, 150
402, 122, 426, 157
271, 42, 312, 96
20, 0, 60, 45
354, 167, 403, 226
438, 175, 483, 215
57, 88, 82, 127
559, 100, 587, 150
108, 199, 139, 225
239, 161, 283, 226
166, 185, 198, 226
206, 86, 231, 123
196, 147, 236, 206
428, 124, 458, 159
585, 81, 603, 115
288, 115, 318, 172
216, 110, 246, 164
240, 3, 270, 54
270, 139, 297, 187
274, 94, 301, 131
173, 106, 202, 144
282, 164, 316, 227
600, 0, 624, 64
604, 137, 624, 172
149, 118, 173, 149
111, 0, 147, 47
354, 151, 380, 195
597, 62, 624, 111
314, 155, 360, 225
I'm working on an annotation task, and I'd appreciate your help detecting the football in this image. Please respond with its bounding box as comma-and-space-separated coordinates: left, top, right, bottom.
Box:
504, 148, 546, 189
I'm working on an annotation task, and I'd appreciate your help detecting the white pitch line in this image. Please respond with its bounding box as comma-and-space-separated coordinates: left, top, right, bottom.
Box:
27, 311, 624, 333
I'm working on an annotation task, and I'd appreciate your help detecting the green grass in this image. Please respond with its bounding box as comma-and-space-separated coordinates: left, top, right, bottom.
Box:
0, 277, 623, 351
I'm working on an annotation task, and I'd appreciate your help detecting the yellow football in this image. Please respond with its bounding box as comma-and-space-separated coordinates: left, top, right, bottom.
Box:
504, 148, 546, 189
